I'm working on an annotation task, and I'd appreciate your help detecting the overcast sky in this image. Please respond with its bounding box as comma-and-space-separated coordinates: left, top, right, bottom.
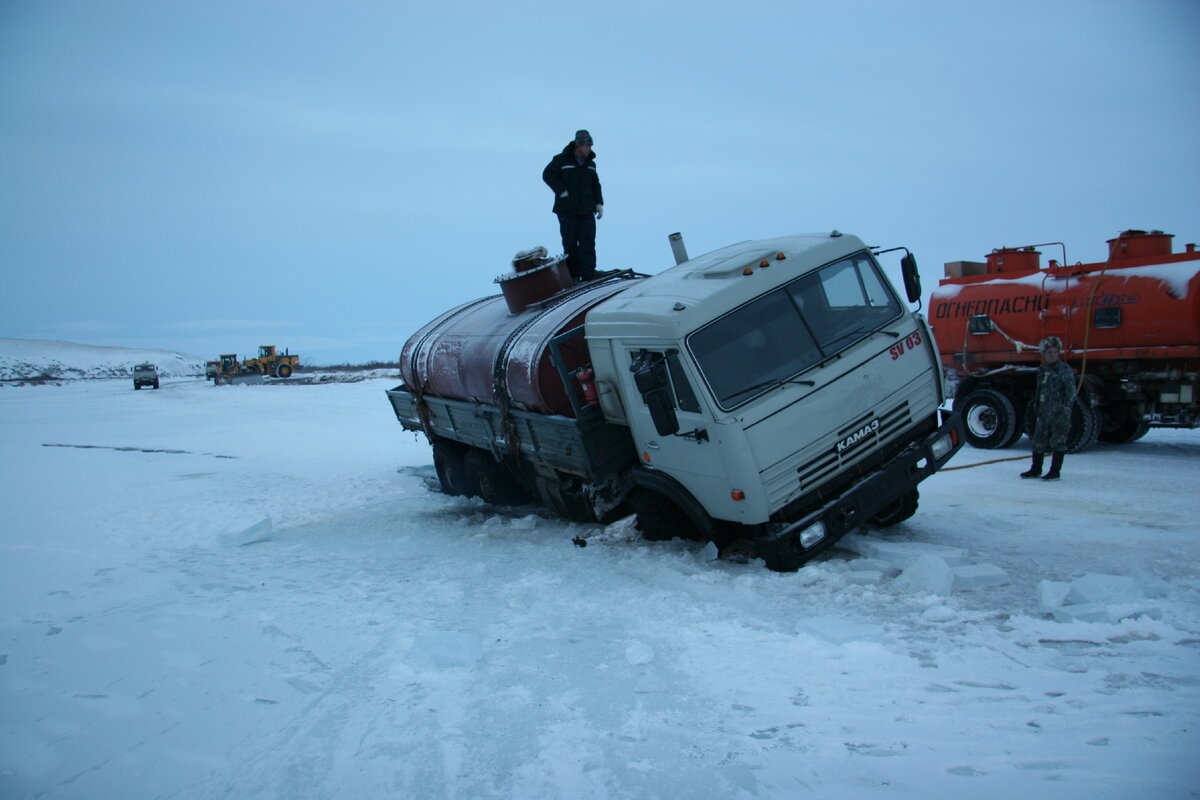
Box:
2, 0, 1197, 365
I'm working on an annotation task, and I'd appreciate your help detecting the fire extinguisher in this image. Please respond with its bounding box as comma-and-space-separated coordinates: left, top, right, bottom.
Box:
575, 367, 599, 407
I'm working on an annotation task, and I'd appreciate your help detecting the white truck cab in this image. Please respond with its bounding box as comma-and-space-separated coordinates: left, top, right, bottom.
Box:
583, 232, 961, 565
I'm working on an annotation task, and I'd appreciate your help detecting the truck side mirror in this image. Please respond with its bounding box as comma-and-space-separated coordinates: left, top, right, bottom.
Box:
900, 253, 922, 303
631, 354, 680, 437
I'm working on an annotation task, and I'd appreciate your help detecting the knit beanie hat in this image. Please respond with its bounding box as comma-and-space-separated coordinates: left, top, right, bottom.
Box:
574, 129, 593, 146
1039, 336, 1063, 352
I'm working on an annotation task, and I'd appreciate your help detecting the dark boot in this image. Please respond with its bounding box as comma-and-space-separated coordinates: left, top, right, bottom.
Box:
1041, 452, 1064, 481
1020, 453, 1044, 479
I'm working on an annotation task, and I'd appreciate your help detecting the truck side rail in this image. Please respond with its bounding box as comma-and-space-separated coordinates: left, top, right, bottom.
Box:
386, 385, 637, 480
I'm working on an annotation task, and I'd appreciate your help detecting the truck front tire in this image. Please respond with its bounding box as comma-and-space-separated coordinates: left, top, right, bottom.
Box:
869, 489, 919, 527
630, 491, 699, 541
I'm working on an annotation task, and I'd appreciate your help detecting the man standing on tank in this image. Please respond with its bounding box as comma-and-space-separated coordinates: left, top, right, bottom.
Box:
543, 129, 604, 283
1021, 336, 1076, 481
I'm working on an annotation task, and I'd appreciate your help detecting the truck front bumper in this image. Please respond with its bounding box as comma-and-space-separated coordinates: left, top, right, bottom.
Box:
755, 412, 964, 570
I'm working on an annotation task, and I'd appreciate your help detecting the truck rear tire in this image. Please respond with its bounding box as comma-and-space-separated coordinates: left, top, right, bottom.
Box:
957, 389, 1017, 449
433, 441, 470, 496
1065, 398, 1101, 453
463, 449, 530, 506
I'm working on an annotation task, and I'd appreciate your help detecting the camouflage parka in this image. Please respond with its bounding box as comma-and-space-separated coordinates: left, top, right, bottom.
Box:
1029, 359, 1076, 453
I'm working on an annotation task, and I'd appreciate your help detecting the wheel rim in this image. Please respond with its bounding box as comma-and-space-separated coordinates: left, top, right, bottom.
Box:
966, 404, 998, 438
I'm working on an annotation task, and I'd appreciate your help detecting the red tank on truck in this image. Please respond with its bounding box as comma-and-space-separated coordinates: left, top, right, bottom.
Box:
930, 229, 1200, 452
387, 232, 964, 571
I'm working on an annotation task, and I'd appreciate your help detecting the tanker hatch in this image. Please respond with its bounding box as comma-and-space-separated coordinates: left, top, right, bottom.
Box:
496, 246, 573, 314
1106, 229, 1174, 261
985, 246, 1041, 274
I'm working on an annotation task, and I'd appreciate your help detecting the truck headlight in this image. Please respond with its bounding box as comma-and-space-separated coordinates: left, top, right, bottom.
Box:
798, 521, 826, 549
930, 433, 953, 461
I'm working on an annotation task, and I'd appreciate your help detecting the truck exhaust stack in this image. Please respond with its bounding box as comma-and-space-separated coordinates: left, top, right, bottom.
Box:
668, 232, 689, 265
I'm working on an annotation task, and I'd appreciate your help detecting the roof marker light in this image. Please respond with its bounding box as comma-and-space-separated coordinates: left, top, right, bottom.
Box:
776, 252, 786, 260
731, 490, 746, 501
742, 267, 754, 276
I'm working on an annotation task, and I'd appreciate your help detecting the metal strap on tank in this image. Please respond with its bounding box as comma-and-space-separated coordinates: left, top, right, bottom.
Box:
489, 271, 640, 456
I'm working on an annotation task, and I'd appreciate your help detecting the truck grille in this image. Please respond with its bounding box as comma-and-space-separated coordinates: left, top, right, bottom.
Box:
795, 400, 912, 490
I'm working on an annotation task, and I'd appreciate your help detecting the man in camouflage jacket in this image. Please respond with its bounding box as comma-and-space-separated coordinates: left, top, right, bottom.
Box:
1021, 336, 1076, 481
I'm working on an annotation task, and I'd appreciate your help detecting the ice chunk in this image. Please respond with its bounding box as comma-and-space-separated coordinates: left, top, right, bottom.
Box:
921, 605, 957, 623
1051, 603, 1110, 623
1065, 574, 1143, 605
696, 542, 719, 562
406, 632, 484, 670
1131, 569, 1171, 599
951, 564, 1010, 592
844, 570, 885, 586
796, 616, 885, 644
217, 516, 273, 547
853, 540, 969, 570
1038, 580, 1072, 613
511, 514, 539, 530
849, 558, 900, 578
892, 555, 954, 595
1107, 603, 1163, 622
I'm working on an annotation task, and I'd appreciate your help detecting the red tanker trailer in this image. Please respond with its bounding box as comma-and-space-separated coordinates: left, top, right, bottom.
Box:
930, 229, 1200, 451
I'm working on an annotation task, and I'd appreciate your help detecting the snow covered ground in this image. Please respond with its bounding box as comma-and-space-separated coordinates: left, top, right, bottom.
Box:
1, 375, 1198, 799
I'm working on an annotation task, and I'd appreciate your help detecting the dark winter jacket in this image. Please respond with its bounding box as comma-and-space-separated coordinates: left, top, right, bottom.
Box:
1029, 359, 1076, 453
542, 143, 603, 216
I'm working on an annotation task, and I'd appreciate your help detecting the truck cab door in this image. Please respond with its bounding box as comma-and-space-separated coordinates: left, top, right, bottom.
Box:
625, 349, 747, 520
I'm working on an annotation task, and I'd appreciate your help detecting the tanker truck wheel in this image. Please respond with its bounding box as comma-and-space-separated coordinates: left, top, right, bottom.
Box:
463, 449, 530, 506
1098, 406, 1150, 444
1064, 398, 1101, 453
869, 489, 919, 527
630, 490, 699, 542
956, 389, 1017, 449
432, 440, 470, 496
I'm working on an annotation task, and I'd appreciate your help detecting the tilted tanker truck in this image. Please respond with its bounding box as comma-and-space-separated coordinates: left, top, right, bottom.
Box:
930, 229, 1200, 452
387, 232, 964, 571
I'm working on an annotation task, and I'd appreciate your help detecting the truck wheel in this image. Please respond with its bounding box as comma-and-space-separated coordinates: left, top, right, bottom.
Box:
153, 379, 160, 389
463, 449, 529, 506
432, 441, 470, 496
869, 489, 919, 527
1098, 407, 1150, 444
630, 491, 697, 541
956, 389, 1017, 449
1003, 401, 1027, 448
1064, 398, 1101, 453
276, 363, 293, 378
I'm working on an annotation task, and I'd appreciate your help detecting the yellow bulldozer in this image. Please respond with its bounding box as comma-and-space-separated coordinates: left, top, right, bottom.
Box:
213, 346, 299, 385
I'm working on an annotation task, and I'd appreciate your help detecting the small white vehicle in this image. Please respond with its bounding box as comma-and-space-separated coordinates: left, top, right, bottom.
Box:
132, 362, 160, 390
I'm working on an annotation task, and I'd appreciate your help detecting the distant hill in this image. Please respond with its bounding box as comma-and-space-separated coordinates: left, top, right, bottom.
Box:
0, 339, 205, 381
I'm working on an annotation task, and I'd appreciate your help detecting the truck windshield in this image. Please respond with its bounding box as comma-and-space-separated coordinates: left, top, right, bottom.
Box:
688, 253, 902, 409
